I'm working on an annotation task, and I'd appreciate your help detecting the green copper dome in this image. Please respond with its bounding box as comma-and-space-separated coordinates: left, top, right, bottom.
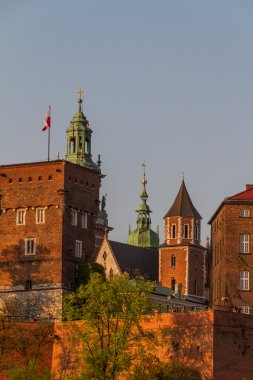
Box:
65, 90, 99, 171
128, 164, 159, 248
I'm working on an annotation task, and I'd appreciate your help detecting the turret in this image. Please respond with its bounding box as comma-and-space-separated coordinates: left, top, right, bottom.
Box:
128, 163, 159, 247
65, 89, 99, 171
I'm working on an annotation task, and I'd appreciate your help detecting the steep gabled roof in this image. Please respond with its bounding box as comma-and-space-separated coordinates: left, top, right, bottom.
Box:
164, 180, 201, 219
108, 240, 158, 282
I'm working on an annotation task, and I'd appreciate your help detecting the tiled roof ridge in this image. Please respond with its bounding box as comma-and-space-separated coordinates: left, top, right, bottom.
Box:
229, 187, 253, 200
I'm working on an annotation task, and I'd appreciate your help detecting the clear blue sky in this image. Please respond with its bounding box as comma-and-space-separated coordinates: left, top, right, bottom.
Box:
1, 1, 253, 244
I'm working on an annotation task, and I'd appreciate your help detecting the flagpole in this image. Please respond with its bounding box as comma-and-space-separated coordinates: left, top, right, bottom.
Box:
48, 106, 51, 161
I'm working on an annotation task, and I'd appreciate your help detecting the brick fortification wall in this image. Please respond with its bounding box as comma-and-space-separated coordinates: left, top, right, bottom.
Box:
1, 311, 253, 380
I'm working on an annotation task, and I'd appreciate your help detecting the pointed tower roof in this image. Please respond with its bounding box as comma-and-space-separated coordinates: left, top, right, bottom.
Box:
128, 163, 159, 248
164, 180, 201, 219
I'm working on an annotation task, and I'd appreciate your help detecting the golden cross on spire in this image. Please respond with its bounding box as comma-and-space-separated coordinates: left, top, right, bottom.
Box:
142, 161, 147, 186
78, 88, 84, 101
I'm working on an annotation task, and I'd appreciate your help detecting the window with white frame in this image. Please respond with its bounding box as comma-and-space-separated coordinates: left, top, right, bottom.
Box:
240, 234, 250, 253
81, 213, 88, 229
36, 208, 45, 224
16, 209, 26, 225
171, 224, 176, 239
240, 209, 250, 218
239, 271, 249, 290
71, 209, 78, 226
240, 306, 250, 314
25, 238, 36, 255
75, 240, 82, 257
184, 224, 189, 238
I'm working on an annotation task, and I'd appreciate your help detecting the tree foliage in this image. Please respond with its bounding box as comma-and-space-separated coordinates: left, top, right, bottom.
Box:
65, 273, 155, 380
131, 358, 202, 380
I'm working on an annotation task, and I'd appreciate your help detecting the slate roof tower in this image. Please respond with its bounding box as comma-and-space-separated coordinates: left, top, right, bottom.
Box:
159, 179, 206, 300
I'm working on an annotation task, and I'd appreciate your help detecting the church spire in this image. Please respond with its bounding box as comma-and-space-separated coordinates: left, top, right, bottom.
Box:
65, 90, 99, 171
128, 163, 159, 247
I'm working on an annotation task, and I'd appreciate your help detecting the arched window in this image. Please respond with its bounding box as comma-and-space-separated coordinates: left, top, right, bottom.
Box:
69, 138, 76, 153
194, 225, 198, 240
79, 136, 82, 149
171, 277, 176, 291
172, 224, 176, 239
171, 255, 176, 267
184, 224, 189, 238
85, 138, 90, 154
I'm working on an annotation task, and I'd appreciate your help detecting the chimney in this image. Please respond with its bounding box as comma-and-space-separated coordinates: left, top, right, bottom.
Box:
246, 184, 253, 190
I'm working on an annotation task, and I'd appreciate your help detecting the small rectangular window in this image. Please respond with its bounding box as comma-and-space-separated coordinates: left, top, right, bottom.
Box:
75, 240, 82, 257
48, 175, 52, 181
239, 271, 249, 290
28, 177, 32, 182
17, 209, 26, 225
38, 176, 42, 182
25, 280, 32, 291
240, 306, 250, 314
81, 213, 88, 229
36, 208, 45, 224
71, 210, 78, 226
240, 234, 250, 253
194, 225, 198, 240
184, 224, 189, 239
171, 224, 176, 239
9, 179, 13, 184
25, 238, 36, 255
240, 210, 250, 218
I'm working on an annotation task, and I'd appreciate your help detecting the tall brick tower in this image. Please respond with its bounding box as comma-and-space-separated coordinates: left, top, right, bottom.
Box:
159, 180, 206, 300
0, 91, 101, 320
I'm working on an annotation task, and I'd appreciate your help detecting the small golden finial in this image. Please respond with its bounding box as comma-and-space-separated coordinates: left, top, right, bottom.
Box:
141, 161, 148, 198
78, 88, 84, 101
142, 161, 147, 186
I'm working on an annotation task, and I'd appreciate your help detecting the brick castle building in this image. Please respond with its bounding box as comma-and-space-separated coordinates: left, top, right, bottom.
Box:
159, 180, 207, 300
209, 184, 253, 314
0, 93, 104, 320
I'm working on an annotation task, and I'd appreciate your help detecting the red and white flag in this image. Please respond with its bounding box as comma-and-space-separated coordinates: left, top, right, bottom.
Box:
42, 106, 51, 131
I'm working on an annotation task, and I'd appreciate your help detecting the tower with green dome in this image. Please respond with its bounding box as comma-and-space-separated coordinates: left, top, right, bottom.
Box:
128, 164, 159, 247
66, 89, 99, 171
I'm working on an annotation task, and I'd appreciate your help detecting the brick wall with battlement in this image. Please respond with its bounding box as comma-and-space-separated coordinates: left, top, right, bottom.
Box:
0, 160, 100, 320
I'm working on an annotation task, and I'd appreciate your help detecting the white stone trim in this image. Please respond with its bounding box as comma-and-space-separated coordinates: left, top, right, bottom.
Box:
185, 247, 189, 295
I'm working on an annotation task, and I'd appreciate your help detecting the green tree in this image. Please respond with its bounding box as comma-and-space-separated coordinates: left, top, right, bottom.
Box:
75, 262, 105, 288
131, 358, 202, 380
65, 273, 155, 380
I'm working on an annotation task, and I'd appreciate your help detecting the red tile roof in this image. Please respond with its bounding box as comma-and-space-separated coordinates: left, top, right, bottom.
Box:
229, 187, 253, 200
